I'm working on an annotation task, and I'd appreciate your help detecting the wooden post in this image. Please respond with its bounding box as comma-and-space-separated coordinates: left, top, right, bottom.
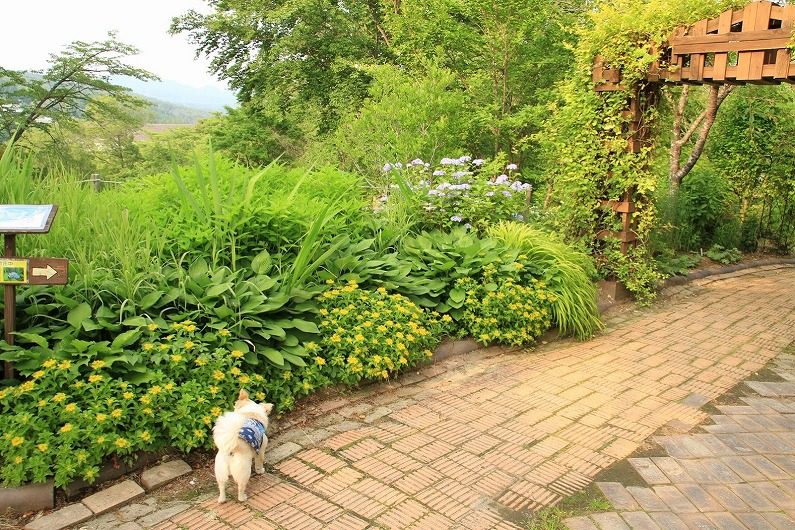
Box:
90, 174, 102, 193
3, 233, 16, 379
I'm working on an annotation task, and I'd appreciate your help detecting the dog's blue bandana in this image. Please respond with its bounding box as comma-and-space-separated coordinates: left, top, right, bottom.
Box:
239, 419, 266, 452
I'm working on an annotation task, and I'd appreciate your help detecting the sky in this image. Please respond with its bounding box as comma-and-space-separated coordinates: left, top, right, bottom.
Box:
0, 0, 228, 90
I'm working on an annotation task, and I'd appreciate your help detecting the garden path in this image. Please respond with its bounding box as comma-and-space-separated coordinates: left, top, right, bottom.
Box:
78, 265, 795, 530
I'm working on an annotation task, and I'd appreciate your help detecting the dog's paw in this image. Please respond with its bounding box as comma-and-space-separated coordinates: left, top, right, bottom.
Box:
238, 493, 248, 502
255, 466, 265, 475
217, 495, 227, 504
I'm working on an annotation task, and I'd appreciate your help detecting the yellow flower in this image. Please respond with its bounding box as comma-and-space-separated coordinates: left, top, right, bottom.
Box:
60, 423, 73, 434
372, 355, 382, 364
209, 385, 219, 395
37, 443, 48, 453
381, 370, 389, 379
202, 416, 212, 425
399, 356, 408, 365
14, 456, 22, 465
159, 344, 169, 351
184, 324, 197, 333
97, 435, 106, 444
377, 287, 387, 294
230, 367, 241, 376
347, 356, 359, 365
406, 334, 415, 342
18, 380, 35, 393
377, 325, 387, 333
193, 429, 205, 439
11, 436, 24, 447
212, 370, 224, 381
140, 431, 152, 442
142, 408, 153, 416
315, 356, 326, 366
88, 374, 103, 383
38, 399, 47, 408
330, 334, 342, 343
143, 343, 154, 351
255, 391, 266, 401
111, 408, 122, 419
211, 406, 222, 417
441, 314, 453, 323
147, 323, 158, 331
91, 360, 106, 370
424, 349, 433, 358
305, 341, 318, 351
32, 370, 45, 379
96, 413, 107, 423
53, 392, 67, 403
282, 371, 292, 381
325, 279, 335, 285
385, 338, 394, 346
123, 391, 134, 400
238, 374, 251, 384
58, 360, 72, 370
354, 334, 365, 342
42, 359, 57, 369
149, 385, 162, 395
164, 382, 174, 391
140, 395, 151, 404
171, 354, 183, 363
319, 308, 329, 316
218, 328, 230, 337
64, 403, 77, 413
115, 437, 130, 449
183, 340, 195, 350
231, 349, 243, 358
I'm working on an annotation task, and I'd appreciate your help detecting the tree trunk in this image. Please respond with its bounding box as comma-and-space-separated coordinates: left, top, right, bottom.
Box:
669, 84, 735, 190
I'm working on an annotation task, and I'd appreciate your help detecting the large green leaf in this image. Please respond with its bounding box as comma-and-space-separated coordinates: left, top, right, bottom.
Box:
67, 303, 92, 330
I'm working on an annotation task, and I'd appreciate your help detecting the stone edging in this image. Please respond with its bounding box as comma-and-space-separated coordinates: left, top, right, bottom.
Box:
662, 257, 795, 288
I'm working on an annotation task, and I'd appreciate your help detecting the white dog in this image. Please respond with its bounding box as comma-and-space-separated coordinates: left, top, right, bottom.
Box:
213, 389, 274, 502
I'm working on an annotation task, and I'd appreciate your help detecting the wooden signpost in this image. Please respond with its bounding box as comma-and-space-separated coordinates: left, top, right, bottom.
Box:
0, 204, 69, 379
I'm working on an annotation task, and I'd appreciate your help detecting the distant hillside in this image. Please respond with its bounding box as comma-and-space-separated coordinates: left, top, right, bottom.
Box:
145, 97, 216, 124
116, 77, 237, 112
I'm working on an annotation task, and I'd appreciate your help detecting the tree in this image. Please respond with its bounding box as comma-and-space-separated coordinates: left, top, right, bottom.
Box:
0, 32, 158, 146
171, 0, 390, 133
668, 84, 735, 190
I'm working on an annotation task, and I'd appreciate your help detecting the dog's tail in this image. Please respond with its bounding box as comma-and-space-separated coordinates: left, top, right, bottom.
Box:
213, 412, 246, 453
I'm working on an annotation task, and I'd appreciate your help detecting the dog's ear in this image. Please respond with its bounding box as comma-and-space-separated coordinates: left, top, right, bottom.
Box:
263, 403, 274, 415
238, 389, 249, 401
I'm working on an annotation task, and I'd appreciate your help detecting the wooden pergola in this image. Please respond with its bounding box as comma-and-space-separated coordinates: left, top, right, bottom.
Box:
591, 0, 795, 252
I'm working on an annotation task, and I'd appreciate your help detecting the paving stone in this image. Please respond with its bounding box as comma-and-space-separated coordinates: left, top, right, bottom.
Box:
734, 512, 776, 530
619, 511, 661, 529
746, 381, 795, 397
136, 502, 191, 527
649, 457, 692, 483
675, 484, 724, 512
265, 441, 302, 464
76, 512, 119, 530
762, 512, 795, 528
140, 459, 192, 492
625, 487, 668, 512
117, 501, 156, 522
705, 512, 748, 530
590, 512, 631, 530
628, 458, 669, 485
596, 482, 639, 510
563, 516, 599, 530
648, 511, 689, 530
677, 512, 720, 530
25, 503, 93, 530
652, 485, 698, 513
82, 480, 144, 515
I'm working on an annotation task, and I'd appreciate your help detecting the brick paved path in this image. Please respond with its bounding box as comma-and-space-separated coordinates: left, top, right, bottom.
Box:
78, 266, 795, 529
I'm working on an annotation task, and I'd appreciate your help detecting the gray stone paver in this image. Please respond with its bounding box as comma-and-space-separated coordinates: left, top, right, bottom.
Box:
31, 265, 794, 530
81, 480, 144, 515
24, 503, 93, 530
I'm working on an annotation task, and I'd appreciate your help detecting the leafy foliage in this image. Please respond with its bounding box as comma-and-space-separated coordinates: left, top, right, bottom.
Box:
705, 244, 741, 265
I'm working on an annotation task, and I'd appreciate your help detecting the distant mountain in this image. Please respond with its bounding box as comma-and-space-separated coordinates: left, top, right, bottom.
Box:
115, 77, 237, 112
145, 97, 216, 124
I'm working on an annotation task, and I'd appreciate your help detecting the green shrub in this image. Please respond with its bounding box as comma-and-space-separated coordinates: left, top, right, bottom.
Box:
705, 244, 742, 265
487, 222, 602, 339
316, 281, 450, 385
456, 263, 555, 346
0, 324, 327, 487
654, 252, 701, 277
604, 246, 664, 306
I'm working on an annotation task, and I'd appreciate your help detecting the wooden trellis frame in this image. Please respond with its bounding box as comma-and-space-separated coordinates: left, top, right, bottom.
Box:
591, 0, 795, 251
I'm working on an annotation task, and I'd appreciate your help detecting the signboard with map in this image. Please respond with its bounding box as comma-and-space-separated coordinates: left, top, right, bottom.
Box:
0, 204, 57, 233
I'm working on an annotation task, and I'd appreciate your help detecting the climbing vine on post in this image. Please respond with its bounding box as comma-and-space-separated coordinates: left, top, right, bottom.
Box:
540, 0, 751, 302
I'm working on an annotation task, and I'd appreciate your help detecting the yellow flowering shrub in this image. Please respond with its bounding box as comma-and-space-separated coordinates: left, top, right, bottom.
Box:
0, 322, 325, 488
317, 282, 449, 385
457, 264, 556, 346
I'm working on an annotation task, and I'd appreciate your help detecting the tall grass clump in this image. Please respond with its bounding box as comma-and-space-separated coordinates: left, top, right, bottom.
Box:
487, 222, 602, 339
